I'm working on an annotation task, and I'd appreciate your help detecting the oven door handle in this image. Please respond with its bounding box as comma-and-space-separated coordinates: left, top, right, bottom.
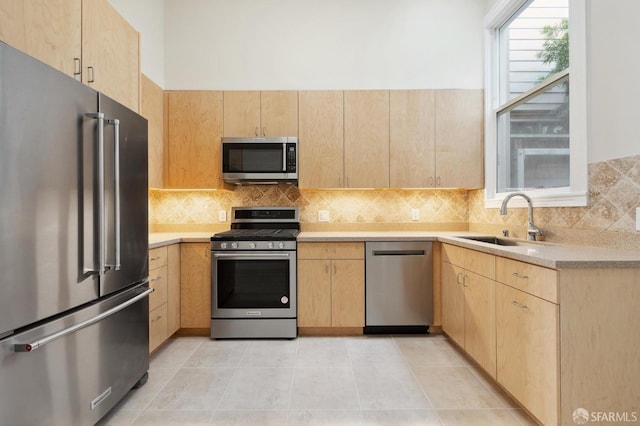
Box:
213, 253, 290, 259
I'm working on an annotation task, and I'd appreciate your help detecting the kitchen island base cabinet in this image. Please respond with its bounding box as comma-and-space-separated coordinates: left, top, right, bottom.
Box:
297, 242, 364, 334
180, 243, 211, 334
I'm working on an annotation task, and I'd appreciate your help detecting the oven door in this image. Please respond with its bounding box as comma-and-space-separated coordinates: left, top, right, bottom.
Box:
211, 250, 296, 319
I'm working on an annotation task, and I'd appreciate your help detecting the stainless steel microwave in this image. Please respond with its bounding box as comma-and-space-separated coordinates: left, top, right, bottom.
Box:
221, 137, 298, 184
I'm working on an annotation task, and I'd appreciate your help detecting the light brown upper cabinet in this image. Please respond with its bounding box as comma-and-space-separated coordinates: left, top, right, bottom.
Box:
82, 0, 140, 112
298, 91, 344, 188
166, 91, 224, 189
141, 75, 164, 188
435, 89, 484, 188
223, 90, 298, 137
0, 0, 82, 78
389, 89, 483, 189
1, 0, 140, 112
390, 90, 436, 188
344, 90, 390, 188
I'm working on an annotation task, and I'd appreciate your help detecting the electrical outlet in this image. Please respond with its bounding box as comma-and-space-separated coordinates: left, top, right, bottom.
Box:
411, 208, 420, 221
318, 210, 330, 222
636, 207, 640, 231
218, 210, 227, 222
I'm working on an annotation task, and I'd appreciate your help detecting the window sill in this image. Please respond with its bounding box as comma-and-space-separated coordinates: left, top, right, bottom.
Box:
484, 190, 588, 209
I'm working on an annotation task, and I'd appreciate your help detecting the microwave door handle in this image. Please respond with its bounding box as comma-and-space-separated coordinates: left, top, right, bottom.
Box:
282, 143, 287, 172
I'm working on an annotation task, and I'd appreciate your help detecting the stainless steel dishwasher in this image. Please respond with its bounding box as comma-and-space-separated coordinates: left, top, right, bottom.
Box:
364, 242, 433, 334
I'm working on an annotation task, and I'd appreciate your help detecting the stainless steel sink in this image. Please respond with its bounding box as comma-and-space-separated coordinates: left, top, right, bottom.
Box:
456, 236, 534, 246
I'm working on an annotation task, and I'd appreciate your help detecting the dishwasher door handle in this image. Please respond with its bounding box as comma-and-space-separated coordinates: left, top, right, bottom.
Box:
372, 250, 426, 256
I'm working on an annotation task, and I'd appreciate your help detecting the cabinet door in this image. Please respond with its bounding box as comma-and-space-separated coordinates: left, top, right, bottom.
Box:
463, 271, 496, 378
344, 90, 390, 188
441, 261, 465, 347
298, 90, 344, 188
223, 91, 261, 136
166, 90, 223, 188
496, 283, 559, 425
331, 260, 365, 327
141, 75, 165, 188
82, 0, 139, 112
297, 259, 331, 327
260, 91, 298, 136
435, 89, 483, 188
180, 243, 211, 329
0, 0, 81, 78
390, 90, 435, 188
167, 244, 181, 335
149, 304, 168, 353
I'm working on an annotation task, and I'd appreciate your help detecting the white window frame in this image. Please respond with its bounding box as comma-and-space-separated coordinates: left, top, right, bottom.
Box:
484, 0, 588, 208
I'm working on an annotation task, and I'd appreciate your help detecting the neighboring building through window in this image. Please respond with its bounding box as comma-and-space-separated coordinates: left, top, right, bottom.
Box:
485, 0, 587, 207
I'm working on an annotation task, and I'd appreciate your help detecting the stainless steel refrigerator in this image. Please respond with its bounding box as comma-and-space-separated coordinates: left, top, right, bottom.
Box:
0, 42, 150, 425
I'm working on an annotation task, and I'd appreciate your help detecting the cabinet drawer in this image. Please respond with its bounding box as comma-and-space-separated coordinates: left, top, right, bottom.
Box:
149, 303, 168, 353
298, 242, 364, 260
149, 266, 168, 310
496, 257, 558, 303
442, 244, 495, 279
149, 246, 168, 270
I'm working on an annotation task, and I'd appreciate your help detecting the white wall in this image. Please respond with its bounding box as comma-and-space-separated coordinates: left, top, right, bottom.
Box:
587, 0, 640, 162
164, 0, 485, 90
108, 0, 165, 88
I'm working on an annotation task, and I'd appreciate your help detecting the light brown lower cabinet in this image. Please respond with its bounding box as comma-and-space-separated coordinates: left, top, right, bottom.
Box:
496, 281, 559, 425
180, 243, 211, 330
297, 242, 364, 333
148, 244, 180, 353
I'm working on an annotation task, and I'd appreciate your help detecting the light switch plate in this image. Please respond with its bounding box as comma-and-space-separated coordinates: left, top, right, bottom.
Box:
411, 209, 420, 221
318, 210, 330, 222
218, 210, 227, 222
636, 207, 640, 231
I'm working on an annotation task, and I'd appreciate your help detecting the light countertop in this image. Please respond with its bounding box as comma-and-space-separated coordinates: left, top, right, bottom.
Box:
150, 231, 640, 269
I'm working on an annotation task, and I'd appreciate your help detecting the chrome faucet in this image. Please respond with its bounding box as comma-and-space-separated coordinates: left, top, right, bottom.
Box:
499, 192, 543, 241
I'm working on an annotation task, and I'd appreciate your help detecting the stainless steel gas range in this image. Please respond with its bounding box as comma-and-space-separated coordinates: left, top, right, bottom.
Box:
210, 207, 299, 339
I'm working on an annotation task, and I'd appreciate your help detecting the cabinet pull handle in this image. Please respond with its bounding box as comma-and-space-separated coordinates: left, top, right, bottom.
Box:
512, 272, 529, 279
325, 265, 329, 274
511, 300, 528, 310
333, 264, 337, 274
456, 272, 464, 285
430, 176, 434, 187
73, 57, 81, 80
152, 315, 162, 322
436, 176, 441, 187
255, 126, 259, 137
463, 274, 469, 287
262, 126, 266, 136
151, 276, 162, 282
87, 66, 95, 83
150, 256, 161, 261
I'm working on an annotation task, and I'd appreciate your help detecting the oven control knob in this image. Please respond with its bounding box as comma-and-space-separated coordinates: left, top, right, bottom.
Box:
281, 296, 289, 304
268, 242, 274, 249
231, 242, 239, 249
220, 242, 227, 249
278, 242, 285, 249
249, 242, 256, 249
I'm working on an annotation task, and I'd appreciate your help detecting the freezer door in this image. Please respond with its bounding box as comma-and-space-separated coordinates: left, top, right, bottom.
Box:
98, 93, 149, 296
0, 42, 100, 337
0, 284, 150, 426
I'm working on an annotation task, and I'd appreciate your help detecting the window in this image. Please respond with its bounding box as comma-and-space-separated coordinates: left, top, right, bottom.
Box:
485, 0, 587, 207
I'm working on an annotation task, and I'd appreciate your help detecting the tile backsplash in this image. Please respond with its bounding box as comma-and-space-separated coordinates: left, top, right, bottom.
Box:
149, 187, 470, 232
469, 154, 640, 250
150, 154, 640, 250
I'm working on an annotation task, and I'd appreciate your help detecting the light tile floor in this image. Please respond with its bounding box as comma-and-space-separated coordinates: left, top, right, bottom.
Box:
98, 335, 538, 425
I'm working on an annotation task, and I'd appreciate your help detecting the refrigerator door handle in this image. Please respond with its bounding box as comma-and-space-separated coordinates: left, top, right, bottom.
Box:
85, 112, 106, 275
13, 287, 153, 353
106, 118, 121, 271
